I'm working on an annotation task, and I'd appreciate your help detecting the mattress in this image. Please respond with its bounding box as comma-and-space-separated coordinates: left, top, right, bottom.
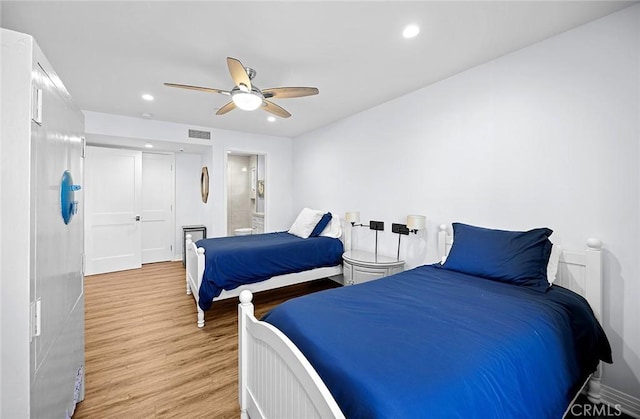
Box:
196, 232, 343, 310
263, 264, 612, 418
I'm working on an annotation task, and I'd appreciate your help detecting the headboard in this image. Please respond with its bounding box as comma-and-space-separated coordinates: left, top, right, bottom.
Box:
436, 224, 603, 322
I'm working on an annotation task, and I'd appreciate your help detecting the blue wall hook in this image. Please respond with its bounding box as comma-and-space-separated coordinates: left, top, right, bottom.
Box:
60, 170, 81, 225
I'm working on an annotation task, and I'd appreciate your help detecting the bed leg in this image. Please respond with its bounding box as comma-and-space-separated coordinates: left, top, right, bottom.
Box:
238, 291, 254, 419
186, 234, 193, 295
197, 306, 205, 328
587, 364, 602, 404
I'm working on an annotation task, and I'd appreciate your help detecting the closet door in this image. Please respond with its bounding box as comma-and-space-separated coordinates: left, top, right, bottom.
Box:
29, 46, 85, 419
141, 153, 174, 263
85, 146, 142, 275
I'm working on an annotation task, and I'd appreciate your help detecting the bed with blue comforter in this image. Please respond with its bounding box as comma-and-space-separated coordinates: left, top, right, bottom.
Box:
196, 232, 343, 311
262, 264, 612, 418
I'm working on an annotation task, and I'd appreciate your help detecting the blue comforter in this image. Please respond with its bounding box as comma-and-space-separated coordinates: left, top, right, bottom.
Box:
263, 264, 611, 419
196, 232, 343, 311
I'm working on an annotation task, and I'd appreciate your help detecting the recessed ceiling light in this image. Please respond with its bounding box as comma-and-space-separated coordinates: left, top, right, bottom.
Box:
402, 24, 420, 39
142, 94, 154, 101
141, 112, 152, 119
144, 143, 153, 148
267, 116, 276, 122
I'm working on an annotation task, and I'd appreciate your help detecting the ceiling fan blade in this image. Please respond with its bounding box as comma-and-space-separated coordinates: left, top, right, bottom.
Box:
216, 101, 237, 115
262, 87, 319, 99
227, 57, 251, 92
262, 100, 291, 118
164, 82, 229, 95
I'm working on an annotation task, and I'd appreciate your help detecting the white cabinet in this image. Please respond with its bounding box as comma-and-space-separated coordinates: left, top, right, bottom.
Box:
1, 29, 85, 418
342, 250, 404, 285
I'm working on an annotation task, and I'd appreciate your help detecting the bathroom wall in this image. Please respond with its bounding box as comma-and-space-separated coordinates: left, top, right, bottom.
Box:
227, 155, 252, 234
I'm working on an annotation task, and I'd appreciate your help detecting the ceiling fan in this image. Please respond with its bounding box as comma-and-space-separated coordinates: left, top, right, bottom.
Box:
164, 57, 319, 118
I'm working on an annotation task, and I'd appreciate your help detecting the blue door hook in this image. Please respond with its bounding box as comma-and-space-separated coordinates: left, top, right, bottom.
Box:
60, 170, 81, 225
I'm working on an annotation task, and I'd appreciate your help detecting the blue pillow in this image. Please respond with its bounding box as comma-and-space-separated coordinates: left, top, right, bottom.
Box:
310, 212, 332, 237
442, 222, 553, 292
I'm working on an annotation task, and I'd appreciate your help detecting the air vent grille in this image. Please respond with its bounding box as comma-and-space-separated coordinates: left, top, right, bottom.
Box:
188, 129, 211, 140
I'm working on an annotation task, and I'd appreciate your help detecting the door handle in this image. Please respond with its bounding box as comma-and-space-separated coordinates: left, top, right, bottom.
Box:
135, 215, 141, 221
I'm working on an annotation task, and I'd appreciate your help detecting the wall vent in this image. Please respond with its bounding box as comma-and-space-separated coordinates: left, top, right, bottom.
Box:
188, 129, 211, 140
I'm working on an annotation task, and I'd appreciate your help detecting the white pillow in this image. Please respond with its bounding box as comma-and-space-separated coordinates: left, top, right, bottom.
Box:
547, 243, 562, 285
319, 214, 343, 238
288, 208, 324, 239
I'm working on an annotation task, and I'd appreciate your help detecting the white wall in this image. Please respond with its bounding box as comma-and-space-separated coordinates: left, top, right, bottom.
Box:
293, 5, 640, 410
207, 129, 294, 237
84, 112, 294, 255
175, 152, 207, 260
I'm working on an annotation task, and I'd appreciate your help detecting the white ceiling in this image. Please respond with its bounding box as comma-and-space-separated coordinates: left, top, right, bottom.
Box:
1, 1, 635, 139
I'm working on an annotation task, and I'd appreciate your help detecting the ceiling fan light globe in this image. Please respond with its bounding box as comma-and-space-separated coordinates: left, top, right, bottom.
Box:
232, 91, 262, 111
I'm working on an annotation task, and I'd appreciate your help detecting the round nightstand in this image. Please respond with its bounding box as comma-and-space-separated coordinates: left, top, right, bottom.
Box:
342, 250, 405, 285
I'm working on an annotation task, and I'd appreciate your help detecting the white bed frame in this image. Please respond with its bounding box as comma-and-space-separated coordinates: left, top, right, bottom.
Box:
185, 234, 342, 328
238, 225, 605, 419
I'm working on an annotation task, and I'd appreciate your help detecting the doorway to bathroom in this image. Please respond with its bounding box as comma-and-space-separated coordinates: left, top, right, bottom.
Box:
226, 152, 266, 236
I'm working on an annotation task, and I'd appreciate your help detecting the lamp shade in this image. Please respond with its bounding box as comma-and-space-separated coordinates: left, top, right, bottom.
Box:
232, 91, 263, 111
407, 215, 426, 230
345, 211, 360, 223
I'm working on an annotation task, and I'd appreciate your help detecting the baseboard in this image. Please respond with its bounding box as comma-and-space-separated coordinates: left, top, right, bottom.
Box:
601, 384, 640, 418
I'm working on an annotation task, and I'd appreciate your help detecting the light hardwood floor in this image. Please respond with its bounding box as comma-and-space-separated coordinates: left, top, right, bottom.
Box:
74, 261, 339, 418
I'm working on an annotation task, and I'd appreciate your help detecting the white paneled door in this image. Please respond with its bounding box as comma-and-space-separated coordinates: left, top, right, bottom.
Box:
141, 153, 174, 263
85, 147, 142, 275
